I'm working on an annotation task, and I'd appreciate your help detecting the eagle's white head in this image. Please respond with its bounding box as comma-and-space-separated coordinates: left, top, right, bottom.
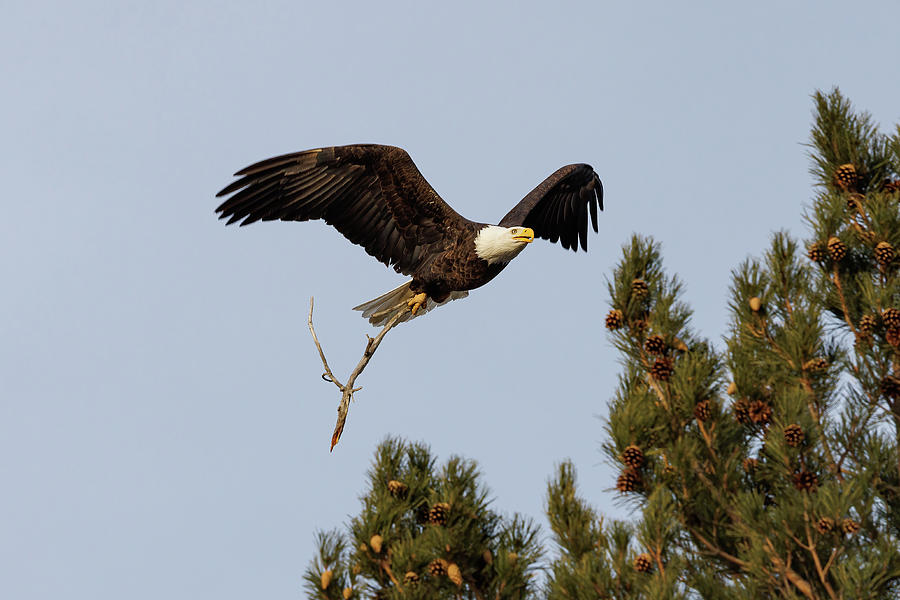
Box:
474, 225, 535, 265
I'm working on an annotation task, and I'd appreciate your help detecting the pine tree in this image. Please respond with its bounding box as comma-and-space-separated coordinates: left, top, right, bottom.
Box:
545, 88, 899, 598
303, 437, 541, 599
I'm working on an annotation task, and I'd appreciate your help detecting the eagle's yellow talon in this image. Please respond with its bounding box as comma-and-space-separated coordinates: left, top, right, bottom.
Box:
407, 292, 427, 316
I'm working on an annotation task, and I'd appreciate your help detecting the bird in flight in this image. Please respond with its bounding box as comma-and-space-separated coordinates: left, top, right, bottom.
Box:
216, 144, 603, 326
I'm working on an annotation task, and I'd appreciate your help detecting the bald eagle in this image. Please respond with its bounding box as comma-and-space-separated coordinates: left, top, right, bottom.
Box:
216, 144, 603, 326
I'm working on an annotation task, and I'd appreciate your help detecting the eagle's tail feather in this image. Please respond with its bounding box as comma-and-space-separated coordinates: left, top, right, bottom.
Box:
353, 280, 468, 327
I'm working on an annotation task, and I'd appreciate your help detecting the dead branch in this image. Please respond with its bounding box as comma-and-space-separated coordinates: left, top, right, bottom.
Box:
307, 297, 406, 451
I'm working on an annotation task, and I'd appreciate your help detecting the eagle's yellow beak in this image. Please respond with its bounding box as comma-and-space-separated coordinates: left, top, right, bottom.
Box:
513, 228, 535, 243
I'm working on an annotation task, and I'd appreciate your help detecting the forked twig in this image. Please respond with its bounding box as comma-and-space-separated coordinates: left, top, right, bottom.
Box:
307, 297, 405, 451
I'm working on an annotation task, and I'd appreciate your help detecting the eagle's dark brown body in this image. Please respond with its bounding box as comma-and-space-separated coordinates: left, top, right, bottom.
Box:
216, 144, 602, 323
404, 220, 506, 302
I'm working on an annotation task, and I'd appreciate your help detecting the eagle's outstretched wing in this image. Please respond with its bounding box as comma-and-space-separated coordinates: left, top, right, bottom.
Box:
215, 144, 470, 275
498, 164, 603, 251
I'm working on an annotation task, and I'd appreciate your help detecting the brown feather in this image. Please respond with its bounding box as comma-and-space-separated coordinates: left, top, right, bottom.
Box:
215, 145, 472, 277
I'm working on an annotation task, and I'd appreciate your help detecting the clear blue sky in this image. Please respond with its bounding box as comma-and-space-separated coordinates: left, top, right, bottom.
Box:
3, 1, 900, 598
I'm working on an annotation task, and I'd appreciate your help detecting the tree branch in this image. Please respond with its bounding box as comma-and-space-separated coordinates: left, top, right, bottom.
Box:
830, 268, 860, 339
307, 297, 406, 451
685, 525, 748, 570
379, 558, 401, 588
803, 514, 839, 600
764, 538, 817, 600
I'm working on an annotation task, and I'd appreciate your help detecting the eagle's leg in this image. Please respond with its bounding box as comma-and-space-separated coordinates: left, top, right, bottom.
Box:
407, 292, 428, 316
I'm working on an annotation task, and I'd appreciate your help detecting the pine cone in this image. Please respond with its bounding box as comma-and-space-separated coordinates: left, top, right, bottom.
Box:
321, 569, 333, 590
693, 400, 712, 422
633, 553, 653, 573
733, 399, 751, 424
884, 179, 900, 194
834, 163, 859, 191
726, 381, 737, 395
631, 278, 649, 298
883, 308, 900, 328
748, 400, 773, 425
629, 318, 648, 333
880, 375, 900, 400
803, 357, 829, 372
447, 563, 463, 586
886, 327, 900, 347
846, 192, 865, 210
621, 445, 645, 469
404, 571, 420, 585
343, 588, 353, 599
749, 296, 762, 313
644, 334, 666, 355
616, 468, 642, 493
428, 558, 448, 577
650, 357, 674, 381
605, 309, 624, 330
742, 457, 758, 472
875, 241, 895, 267
370, 534, 383, 554
807, 242, 827, 262
842, 518, 860, 535
816, 517, 835, 534
481, 549, 493, 565
428, 502, 450, 526
859, 314, 877, 334
827, 236, 847, 261
387, 479, 408, 498
784, 424, 805, 447
792, 470, 819, 492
